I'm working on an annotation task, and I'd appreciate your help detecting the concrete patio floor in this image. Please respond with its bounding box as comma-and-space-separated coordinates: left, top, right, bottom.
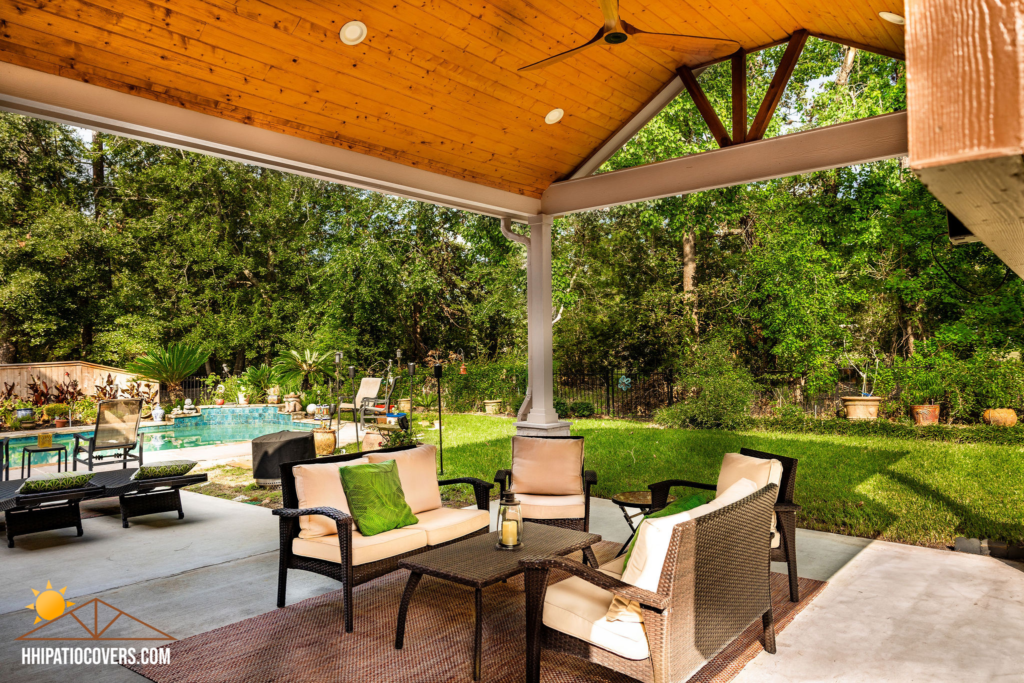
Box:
0, 479, 1021, 682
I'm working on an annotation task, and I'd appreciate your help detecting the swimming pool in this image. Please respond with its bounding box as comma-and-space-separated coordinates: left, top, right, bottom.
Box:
4, 406, 314, 467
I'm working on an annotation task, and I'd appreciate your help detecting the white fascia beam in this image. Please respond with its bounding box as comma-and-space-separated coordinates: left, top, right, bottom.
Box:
0, 63, 540, 220
542, 110, 909, 216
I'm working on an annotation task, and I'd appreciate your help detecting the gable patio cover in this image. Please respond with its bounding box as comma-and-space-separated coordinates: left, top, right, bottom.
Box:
0, 0, 1020, 432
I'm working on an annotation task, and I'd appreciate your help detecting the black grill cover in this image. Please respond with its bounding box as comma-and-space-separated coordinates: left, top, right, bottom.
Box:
252, 431, 315, 481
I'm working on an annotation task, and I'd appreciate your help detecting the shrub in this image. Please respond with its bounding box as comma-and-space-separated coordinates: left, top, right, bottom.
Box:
74, 396, 97, 423
43, 403, 70, 419
655, 339, 758, 430
570, 401, 595, 418
511, 394, 526, 417
242, 364, 279, 402
553, 397, 570, 418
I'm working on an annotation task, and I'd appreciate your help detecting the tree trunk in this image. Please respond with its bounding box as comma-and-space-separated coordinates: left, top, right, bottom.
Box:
92, 137, 105, 216
233, 348, 246, 375
836, 47, 858, 87
682, 231, 698, 334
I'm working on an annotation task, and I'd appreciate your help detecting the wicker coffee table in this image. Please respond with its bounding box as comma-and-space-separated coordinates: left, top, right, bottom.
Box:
395, 521, 601, 681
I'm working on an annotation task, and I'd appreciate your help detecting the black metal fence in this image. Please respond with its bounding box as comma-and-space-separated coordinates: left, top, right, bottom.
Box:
555, 370, 674, 419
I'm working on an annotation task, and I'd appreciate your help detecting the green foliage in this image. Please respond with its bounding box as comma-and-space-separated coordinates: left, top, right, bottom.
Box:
73, 396, 97, 423
553, 397, 570, 419
570, 401, 595, 418
303, 383, 336, 407
754, 414, 1024, 447
196, 373, 223, 405
43, 403, 69, 419
655, 339, 758, 430
241, 364, 278, 403
380, 428, 419, 449
221, 376, 245, 403
274, 349, 335, 391
126, 343, 210, 401
431, 359, 527, 413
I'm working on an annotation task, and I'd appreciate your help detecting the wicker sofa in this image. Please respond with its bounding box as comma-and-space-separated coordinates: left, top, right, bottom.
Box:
274, 444, 494, 632
522, 483, 780, 683
649, 447, 802, 602
494, 435, 596, 533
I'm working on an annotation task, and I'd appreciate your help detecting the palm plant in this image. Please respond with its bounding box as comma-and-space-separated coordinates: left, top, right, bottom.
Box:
242, 363, 279, 402
274, 349, 336, 391
126, 344, 211, 402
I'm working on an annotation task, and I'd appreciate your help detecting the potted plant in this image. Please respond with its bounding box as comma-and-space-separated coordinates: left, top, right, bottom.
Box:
901, 366, 943, 426
215, 384, 226, 406
44, 403, 70, 428
14, 399, 33, 421
840, 355, 882, 420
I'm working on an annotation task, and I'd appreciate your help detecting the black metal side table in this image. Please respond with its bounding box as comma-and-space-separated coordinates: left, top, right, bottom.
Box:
611, 490, 676, 555
0, 438, 10, 481
21, 445, 69, 479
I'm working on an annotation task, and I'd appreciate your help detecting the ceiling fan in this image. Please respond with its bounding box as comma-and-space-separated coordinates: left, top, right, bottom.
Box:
519, 0, 740, 72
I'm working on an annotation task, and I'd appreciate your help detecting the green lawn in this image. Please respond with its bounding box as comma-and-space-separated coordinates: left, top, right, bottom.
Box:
417, 414, 1024, 548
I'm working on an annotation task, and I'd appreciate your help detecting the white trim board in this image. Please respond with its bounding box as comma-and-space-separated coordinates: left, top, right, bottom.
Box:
542, 111, 909, 215
0, 63, 541, 220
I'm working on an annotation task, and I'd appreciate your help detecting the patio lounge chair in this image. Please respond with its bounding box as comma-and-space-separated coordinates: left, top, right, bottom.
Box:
273, 443, 493, 632
339, 377, 383, 425
494, 435, 596, 532
648, 447, 801, 602
73, 398, 144, 471
1, 465, 208, 547
521, 483, 780, 683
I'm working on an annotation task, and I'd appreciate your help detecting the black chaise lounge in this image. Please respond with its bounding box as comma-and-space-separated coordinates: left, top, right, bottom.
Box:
1, 466, 208, 547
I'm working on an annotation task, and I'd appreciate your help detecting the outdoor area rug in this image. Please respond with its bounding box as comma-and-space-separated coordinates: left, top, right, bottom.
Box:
125, 541, 826, 683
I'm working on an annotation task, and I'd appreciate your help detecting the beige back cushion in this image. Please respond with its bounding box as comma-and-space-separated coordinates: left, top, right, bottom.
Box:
294, 458, 369, 539
367, 445, 442, 514
509, 437, 584, 496
621, 478, 760, 593
717, 452, 783, 536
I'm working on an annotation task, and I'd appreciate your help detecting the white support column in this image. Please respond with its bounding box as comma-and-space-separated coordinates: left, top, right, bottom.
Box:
516, 214, 571, 436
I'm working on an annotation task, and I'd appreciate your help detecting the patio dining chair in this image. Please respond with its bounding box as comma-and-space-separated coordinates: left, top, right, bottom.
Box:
357, 377, 397, 432
521, 483, 779, 683
73, 398, 144, 471
648, 447, 801, 602
339, 377, 383, 426
494, 435, 597, 533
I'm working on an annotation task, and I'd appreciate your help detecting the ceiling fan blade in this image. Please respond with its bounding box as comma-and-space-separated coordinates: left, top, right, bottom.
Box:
623, 21, 739, 61
598, 0, 620, 30
518, 28, 605, 72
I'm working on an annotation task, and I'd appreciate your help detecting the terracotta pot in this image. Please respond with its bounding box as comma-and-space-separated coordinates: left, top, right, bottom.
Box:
911, 404, 940, 426
361, 432, 385, 451
215, 398, 225, 406
54, 419, 69, 428
313, 427, 337, 456
983, 408, 1018, 427
841, 396, 883, 420
267, 395, 281, 404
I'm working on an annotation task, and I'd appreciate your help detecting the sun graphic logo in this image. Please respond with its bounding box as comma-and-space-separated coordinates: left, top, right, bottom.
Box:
25, 581, 73, 625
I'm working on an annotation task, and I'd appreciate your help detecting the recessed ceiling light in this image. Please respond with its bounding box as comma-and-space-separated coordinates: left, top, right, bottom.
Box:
545, 108, 564, 125
340, 20, 367, 45
879, 12, 905, 25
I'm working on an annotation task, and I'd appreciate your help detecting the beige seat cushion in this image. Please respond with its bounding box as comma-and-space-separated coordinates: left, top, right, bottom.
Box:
517, 493, 586, 520
717, 452, 784, 538
599, 555, 626, 578
293, 458, 369, 539
509, 436, 583, 496
292, 527, 428, 566
367, 445, 442, 514
543, 574, 650, 661
408, 507, 490, 546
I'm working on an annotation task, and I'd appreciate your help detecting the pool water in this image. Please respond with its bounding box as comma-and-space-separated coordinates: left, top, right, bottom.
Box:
5, 422, 313, 467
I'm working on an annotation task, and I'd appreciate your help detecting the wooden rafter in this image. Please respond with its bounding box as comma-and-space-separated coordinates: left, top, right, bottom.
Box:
678, 65, 732, 148
748, 30, 810, 141
731, 50, 748, 144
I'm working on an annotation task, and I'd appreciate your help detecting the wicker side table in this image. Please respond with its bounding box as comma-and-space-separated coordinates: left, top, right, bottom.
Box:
395, 522, 601, 681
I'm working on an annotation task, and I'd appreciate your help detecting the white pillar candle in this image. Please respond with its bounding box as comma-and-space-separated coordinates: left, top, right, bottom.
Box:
501, 520, 517, 546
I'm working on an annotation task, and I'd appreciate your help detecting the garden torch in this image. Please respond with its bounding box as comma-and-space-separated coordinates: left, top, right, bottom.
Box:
434, 363, 444, 474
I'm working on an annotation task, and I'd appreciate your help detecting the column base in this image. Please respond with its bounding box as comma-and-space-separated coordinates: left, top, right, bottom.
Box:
514, 421, 572, 437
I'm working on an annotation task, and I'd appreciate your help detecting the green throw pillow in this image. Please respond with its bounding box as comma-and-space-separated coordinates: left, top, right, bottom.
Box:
337, 460, 418, 537
622, 494, 709, 568
18, 471, 96, 494
132, 460, 198, 480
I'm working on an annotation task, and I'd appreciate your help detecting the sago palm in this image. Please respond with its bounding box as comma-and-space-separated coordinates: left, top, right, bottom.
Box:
127, 344, 211, 402
274, 349, 335, 391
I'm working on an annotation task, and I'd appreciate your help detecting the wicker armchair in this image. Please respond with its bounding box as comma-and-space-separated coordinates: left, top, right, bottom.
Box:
494, 435, 596, 533
274, 444, 493, 632
522, 484, 779, 683
649, 447, 801, 602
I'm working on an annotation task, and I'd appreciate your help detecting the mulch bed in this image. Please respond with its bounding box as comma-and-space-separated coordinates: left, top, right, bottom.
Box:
125, 541, 825, 683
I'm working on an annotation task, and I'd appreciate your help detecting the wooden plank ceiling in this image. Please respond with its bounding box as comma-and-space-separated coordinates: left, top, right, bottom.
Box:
0, 0, 905, 198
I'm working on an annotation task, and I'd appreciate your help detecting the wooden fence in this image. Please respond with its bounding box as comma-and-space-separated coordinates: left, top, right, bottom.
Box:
0, 361, 151, 400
